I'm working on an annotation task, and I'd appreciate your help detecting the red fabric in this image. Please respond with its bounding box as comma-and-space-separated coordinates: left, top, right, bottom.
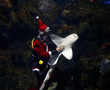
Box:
33, 40, 50, 58
38, 18, 48, 32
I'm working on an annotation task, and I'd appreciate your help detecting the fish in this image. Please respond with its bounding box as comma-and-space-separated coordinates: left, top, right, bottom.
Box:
50, 33, 79, 60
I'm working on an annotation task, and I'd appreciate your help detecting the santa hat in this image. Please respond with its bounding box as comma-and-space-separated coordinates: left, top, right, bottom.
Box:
36, 16, 50, 32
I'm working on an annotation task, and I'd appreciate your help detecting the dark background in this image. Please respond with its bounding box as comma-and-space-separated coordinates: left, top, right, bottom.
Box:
0, 0, 110, 90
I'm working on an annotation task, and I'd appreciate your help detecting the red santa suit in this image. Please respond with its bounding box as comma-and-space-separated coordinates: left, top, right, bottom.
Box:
32, 39, 52, 72
33, 39, 50, 58
32, 16, 51, 72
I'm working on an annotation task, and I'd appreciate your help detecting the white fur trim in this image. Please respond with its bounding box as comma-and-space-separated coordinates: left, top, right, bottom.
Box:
45, 27, 50, 32
36, 16, 39, 19
32, 68, 40, 72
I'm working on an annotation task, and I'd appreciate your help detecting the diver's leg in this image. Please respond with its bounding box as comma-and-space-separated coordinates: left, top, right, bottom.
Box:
40, 68, 53, 90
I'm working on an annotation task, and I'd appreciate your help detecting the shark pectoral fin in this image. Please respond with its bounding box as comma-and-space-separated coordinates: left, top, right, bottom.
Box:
62, 48, 73, 60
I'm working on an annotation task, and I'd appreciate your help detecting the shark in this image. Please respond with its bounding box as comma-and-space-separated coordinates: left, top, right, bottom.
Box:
39, 33, 79, 90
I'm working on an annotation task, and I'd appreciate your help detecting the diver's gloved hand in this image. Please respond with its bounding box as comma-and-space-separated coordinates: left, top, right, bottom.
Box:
45, 28, 51, 33
48, 51, 52, 56
56, 45, 64, 52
